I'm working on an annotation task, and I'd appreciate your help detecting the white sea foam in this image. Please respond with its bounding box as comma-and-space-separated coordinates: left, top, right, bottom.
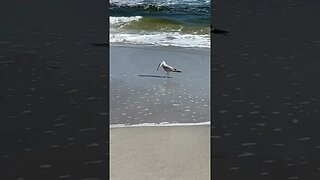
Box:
110, 31, 210, 48
109, 14, 210, 48
110, 0, 210, 6
110, 121, 210, 128
110, 16, 143, 26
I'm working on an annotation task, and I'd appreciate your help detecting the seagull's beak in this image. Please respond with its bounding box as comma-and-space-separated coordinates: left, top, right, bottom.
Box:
157, 62, 162, 71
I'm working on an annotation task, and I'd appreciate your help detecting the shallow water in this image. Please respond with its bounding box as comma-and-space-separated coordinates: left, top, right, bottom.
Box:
110, 45, 210, 125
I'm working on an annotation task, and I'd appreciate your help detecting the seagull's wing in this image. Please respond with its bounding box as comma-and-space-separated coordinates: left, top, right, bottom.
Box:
164, 64, 175, 72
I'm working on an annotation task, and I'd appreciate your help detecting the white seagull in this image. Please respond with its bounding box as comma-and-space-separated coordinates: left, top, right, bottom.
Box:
157, 60, 181, 77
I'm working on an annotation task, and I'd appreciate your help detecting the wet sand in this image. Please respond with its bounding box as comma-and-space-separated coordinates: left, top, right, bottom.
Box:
0, 0, 108, 179
110, 125, 210, 180
213, 0, 320, 179
110, 45, 210, 125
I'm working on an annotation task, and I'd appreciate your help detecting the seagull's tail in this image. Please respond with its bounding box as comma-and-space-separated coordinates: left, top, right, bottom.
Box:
175, 70, 182, 73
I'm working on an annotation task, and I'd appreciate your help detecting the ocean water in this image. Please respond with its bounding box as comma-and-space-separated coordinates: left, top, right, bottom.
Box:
110, 0, 210, 48
110, 0, 210, 127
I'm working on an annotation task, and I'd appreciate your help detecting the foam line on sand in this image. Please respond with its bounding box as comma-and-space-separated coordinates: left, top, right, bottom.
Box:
110, 121, 210, 128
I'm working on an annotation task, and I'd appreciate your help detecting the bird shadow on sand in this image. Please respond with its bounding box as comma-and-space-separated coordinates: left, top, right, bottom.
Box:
138, 74, 172, 78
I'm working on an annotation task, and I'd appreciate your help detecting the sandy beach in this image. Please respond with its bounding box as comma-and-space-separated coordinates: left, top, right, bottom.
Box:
110, 125, 210, 180
110, 1, 211, 179
109, 45, 210, 179
110, 45, 210, 125
0, 0, 108, 179
213, 0, 320, 179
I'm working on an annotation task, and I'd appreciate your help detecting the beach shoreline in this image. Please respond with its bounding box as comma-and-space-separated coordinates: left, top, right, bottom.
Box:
110, 44, 210, 125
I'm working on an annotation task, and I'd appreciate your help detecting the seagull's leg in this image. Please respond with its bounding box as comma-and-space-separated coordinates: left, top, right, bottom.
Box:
166, 71, 169, 78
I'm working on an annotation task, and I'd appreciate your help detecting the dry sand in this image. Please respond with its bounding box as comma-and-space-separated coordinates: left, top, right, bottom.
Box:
110, 125, 210, 180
